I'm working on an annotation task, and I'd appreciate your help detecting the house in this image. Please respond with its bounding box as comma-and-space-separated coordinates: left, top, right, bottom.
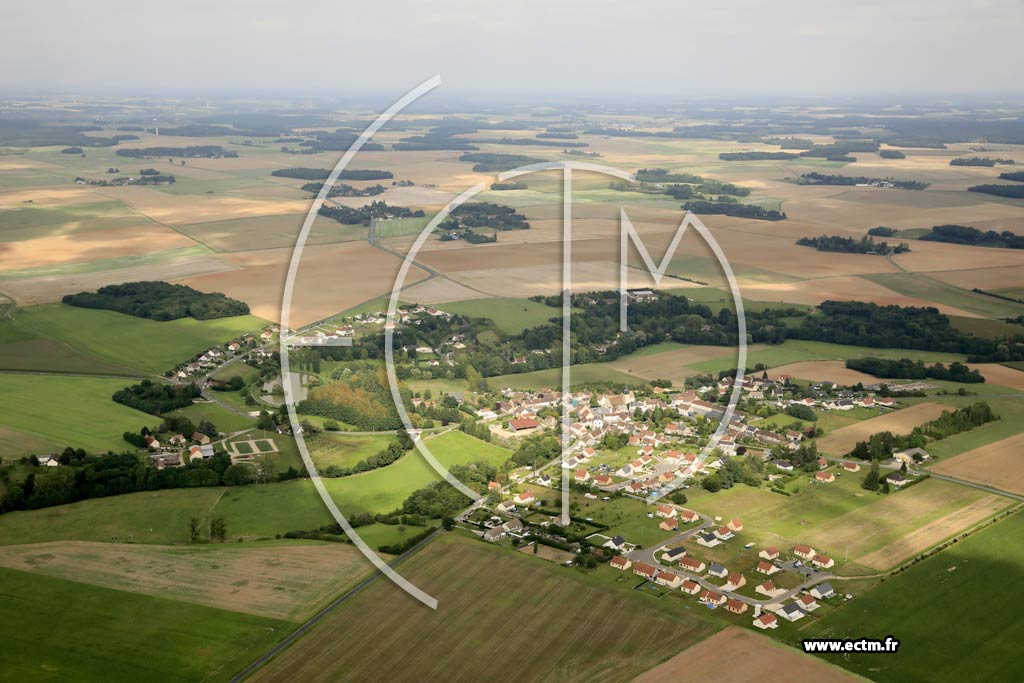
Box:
753, 613, 779, 630
659, 518, 679, 532
697, 533, 722, 548
756, 561, 779, 576
793, 544, 815, 560
191, 432, 211, 445
770, 459, 794, 472
815, 471, 836, 483
37, 455, 60, 467
723, 572, 746, 591
152, 453, 182, 469
656, 504, 677, 519
759, 547, 780, 561
679, 557, 706, 573
886, 472, 910, 487
778, 603, 806, 622
509, 418, 541, 433
537, 474, 553, 487
615, 463, 634, 478
893, 447, 931, 464
655, 571, 683, 588
708, 563, 728, 579
797, 594, 819, 612
679, 509, 700, 524
680, 579, 701, 595
168, 433, 186, 446
810, 582, 835, 600
487, 481, 501, 491
756, 581, 781, 597
714, 526, 735, 541
727, 518, 744, 532
817, 457, 828, 470
661, 546, 688, 563
605, 535, 627, 551
842, 461, 861, 473
575, 468, 591, 483
725, 598, 748, 614
878, 397, 895, 407
699, 590, 727, 607
513, 490, 536, 505
609, 556, 632, 571
594, 474, 613, 487
811, 553, 835, 569
633, 562, 658, 579
144, 434, 160, 449
483, 526, 506, 542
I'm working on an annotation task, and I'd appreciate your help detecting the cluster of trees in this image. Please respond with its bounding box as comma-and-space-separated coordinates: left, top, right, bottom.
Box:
681, 199, 786, 221
635, 168, 704, 183
74, 173, 176, 186
490, 181, 527, 190
846, 357, 985, 383
919, 224, 1024, 250
63, 281, 249, 321
796, 234, 910, 255
298, 365, 404, 430
61, 146, 84, 154
458, 153, 544, 172
950, 157, 1015, 167
0, 450, 258, 514
797, 172, 928, 190
444, 202, 530, 231
998, 171, 1024, 182
270, 168, 393, 180
509, 434, 560, 468
879, 150, 906, 159
967, 184, 1024, 200
847, 402, 997, 459
701, 454, 766, 492
786, 404, 818, 421
113, 380, 201, 415
296, 131, 384, 152
116, 145, 237, 159
398, 461, 497, 518
300, 182, 385, 197
868, 226, 897, 237
318, 201, 425, 227
322, 433, 412, 478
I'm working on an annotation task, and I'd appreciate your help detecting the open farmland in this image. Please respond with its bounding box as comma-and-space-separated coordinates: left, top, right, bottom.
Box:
931, 433, 1024, 496
247, 536, 719, 683
0, 540, 371, 621
440, 297, 559, 334
0, 566, 290, 683
797, 512, 1024, 683
10, 303, 264, 375
816, 402, 950, 455
0, 373, 159, 453
633, 627, 865, 683
764, 360, 880, 385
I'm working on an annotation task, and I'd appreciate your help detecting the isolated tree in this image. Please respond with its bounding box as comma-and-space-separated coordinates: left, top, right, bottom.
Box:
209, 514, 228, 542
862, 461, 881, 492
441, 515, 455, 531
188, 517, 201, 543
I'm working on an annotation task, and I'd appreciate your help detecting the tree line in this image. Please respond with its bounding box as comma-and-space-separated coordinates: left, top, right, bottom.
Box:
846, 357, 984, 383
796, 234, 910, 255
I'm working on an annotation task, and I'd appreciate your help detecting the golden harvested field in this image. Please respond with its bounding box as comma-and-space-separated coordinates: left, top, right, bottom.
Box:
0, 224, 196, 270
179, 241, 428, 325
632, 627, 867, 683
766, 361, 881, 385
248, 536, 716, 683
892, 240, 1024, 274
0, 540, 371, 622
927, 266, 1024, 291
816, 402, 950, 455
931, 433, 1024, 496
0, 186, 105, 208
971, 363, 1024, 391
400, 276, 490, 303
103, 186, 311, 225
856, 494, 1008, 570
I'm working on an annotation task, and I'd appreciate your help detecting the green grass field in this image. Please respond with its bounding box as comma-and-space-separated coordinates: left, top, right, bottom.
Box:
489, 363, 647, 390
12, 304, 265, 375
0, 566, 290, 683
168, 400, 254, 433
685, 340, 967, 374
795, 511, 1024, 683
0, 313, 140, 375
441, 297, 560, 335
0, 373, 157, 453
308, 432, 397, 469
864, 273, 1024, 319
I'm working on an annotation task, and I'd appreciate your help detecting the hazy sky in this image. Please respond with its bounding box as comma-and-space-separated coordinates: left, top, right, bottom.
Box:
2, 0, 1022, 98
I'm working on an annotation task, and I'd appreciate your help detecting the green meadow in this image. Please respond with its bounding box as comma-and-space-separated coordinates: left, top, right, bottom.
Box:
0, 567, 289, 683
441, 297, 561, 335
12, 304, 265, 375
490, 363, 646, 390
0, 373, 156, 453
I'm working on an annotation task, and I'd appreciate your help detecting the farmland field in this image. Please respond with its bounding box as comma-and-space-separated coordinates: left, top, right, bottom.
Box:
10, 303, 265, 375
816, 403, 950, 455
796, 512, 1024, 683
489, 363, 646, 390
0, 373, 159, 453
247, 535, 719, 683
0, 539, 372, 621
440, 297, 560, 334
931, 432, 1024, 496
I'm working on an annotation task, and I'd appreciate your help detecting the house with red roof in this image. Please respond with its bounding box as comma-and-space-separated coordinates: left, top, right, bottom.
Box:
655, 571, 682, 588
699, 590, 726, 607
575, 468, 591, 482
811, 554, 835, 569
679, 509, 700, 524
679, 557, 706, 573
509, 418, 541, 433
633, 562, 657, 579
727, 519, 744, 532
680, 579, 701, 595
756, 561, 779, 576
794, 544, 815, 560
753, 613, 779, 630
842, 461, 861, 472
725, 598, 748, 614
759, 547, 779, 561
797, 594, 819, 611
656, 504, 677, 519
756, 581, 781, 597
513, 490, 535, 505
815, 471, 836, 483
609, 556, 631, 571
722, 572, 746, 591
659, 518, 679, 532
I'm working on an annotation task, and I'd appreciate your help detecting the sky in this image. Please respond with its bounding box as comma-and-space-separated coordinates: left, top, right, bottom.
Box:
2, 0, 1022, 99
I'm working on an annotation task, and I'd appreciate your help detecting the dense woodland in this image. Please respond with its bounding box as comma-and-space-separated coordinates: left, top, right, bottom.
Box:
998, 171, 1024, 182
318, 201, 424, 226
112, 380, 201, 415
846, 357, 985, 383
967, 184, 1024, 199
797, 172, 928, 190
950, 157, 1015, 167
458, 153, 545, 172
63, 281, 249, 321
796, 235, 910, 255
879, 150, 906, 159
681, 199, 785, 221
918, 224, 1024, 249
